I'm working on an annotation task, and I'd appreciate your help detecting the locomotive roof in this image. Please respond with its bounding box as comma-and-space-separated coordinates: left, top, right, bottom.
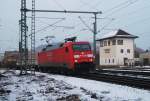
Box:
67, 41, 90, 44
43, 41, 90, 51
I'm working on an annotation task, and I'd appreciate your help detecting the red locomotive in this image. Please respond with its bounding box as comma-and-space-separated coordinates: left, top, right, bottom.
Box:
37, 37, 95, 73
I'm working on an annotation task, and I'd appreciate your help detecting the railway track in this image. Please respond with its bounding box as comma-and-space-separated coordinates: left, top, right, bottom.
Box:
38, 68, 150, 90
9, 68, 150, 90
98, 69, 150, 77
75, 72, 150, 90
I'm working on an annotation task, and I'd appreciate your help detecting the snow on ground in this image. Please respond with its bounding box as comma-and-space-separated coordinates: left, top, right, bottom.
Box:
0, 70, 150, 101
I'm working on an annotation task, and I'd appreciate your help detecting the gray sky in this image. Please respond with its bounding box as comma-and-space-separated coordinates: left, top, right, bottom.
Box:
0, 0, 150, 52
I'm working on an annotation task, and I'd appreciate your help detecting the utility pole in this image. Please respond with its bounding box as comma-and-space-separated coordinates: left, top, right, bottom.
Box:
93, 13, 97, 63
19, 20, 21, 68
30, 0, 36, 74
78, 14, 98, 63
20, 0, 28, 75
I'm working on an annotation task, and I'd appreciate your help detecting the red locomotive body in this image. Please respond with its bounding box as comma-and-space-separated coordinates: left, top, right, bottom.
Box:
38, 41, 95, 73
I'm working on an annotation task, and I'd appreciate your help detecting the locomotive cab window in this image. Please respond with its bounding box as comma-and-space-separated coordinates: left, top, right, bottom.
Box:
65, 47, 69, 53
73, 44, 91, 51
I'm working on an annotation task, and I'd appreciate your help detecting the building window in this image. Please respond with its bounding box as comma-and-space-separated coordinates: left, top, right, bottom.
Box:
112, 40, 116, 45
117, 40, 123, 45
100, 41, 103, 47
127, 49, 130, 53
109, 59, 110, 63
104, 41, 107, 46
105, 59, 107, 63
112, 59, 114, 63
108, 41, 110, 46
120, 49, 124, 53
104, 49, 110, 53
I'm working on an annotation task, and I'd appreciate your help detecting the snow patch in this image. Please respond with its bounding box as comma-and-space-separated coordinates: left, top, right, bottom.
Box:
0, 70, 150, 101
100, 30, 118, 39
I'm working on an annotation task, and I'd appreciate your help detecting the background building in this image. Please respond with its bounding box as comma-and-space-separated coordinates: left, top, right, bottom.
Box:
97, 29, 138, 67
0, 53, 4, 67
3, 51, 19, 68
139, 51, 150, 66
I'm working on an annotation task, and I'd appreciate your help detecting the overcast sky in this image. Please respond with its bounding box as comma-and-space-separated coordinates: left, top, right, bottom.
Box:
0, 0, 150, 52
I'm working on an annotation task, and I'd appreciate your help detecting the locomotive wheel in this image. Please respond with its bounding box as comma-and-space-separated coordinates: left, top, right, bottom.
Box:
59, 68, 64, 75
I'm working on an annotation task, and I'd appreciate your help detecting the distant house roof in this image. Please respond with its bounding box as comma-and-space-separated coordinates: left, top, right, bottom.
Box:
4, 51, 19, 57
96, 29, 138, 41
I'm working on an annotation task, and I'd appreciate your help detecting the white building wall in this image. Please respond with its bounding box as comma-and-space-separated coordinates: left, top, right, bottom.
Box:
99, 38, 135, 66
116, 38, 134, 66
99, 39, 117, 66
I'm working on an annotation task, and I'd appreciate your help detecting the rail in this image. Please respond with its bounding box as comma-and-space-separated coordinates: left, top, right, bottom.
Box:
75, 72, 150, 90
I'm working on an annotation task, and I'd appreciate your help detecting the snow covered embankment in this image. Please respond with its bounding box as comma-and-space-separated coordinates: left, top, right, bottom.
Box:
0, 70, 150, 101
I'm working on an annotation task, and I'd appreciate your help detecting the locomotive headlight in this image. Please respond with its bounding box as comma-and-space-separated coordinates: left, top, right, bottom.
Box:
87, 54, 93, 58
74, 55, 80, 58
75, 60, 78, 62
90, 59, 93, 62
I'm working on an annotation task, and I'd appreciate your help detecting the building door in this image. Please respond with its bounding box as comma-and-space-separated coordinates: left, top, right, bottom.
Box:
143, 58, 149, 66
124, 58, 128, 66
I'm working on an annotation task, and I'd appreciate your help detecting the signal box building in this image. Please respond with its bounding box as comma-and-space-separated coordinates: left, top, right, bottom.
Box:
97, 29, 138, 67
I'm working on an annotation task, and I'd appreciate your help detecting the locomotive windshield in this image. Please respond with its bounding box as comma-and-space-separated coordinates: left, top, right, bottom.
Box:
73, 44, 91, 51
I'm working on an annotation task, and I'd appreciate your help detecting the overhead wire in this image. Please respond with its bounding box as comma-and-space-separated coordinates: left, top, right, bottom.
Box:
0, 40, 16, 42
109, 4, 150, 27
35, 18, 65, 33
135, 31, 150, 35
35, 1, 91, 40
37, 19, 74, 29
79, 0, 99, 11
114, 4, 150, 19
69, 0, 99, 36
97, 18, 115, 33
31, 16, 84, 39
29, 17, 74, 29
99, 0, 140, 32
51, 0, 66, 10
81, 0, 142, 35
92, 0, 103, 9
28, 17, 67, 32
27, 16, 71, 36
78, 16, 93, 33
121, 17, 150, 28
104, 0, 139, 18
104, 0, 134, 14
48, 0, 97, 37
34, 19, 75, 38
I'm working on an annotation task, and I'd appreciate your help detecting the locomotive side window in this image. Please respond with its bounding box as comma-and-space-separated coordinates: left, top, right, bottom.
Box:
42, 48, 46, 51
73, 44, 91, 51
65, 47, 69, 53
